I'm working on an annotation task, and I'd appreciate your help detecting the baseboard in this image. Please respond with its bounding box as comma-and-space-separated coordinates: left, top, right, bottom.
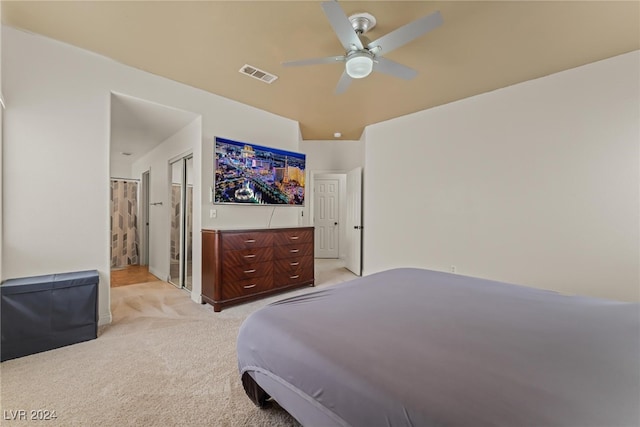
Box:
148, 266, 165, 282
98, 310, 112, 326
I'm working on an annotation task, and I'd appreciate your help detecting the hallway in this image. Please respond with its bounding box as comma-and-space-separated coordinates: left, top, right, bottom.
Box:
110, 265, 159, 287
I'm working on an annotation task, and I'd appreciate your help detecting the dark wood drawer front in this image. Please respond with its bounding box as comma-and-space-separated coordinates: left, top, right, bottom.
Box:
273, 229, 313, 246
274, 269, 314, 287
222, 275, 273, 300
222, 232, 273, 251
274, 243, 314, 260
274, 257, 313, 275
223, 247, 273, 266
223, 261, 273, 282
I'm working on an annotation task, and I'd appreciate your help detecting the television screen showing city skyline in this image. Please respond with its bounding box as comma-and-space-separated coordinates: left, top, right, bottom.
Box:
213, 137, 306, 206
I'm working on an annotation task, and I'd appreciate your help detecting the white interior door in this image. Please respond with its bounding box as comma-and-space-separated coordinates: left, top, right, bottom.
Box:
345, 167, 363, 275
314, 178, 340, 258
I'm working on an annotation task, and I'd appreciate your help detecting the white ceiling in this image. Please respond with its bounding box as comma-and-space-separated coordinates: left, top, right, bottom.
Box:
110, 93, 199, 168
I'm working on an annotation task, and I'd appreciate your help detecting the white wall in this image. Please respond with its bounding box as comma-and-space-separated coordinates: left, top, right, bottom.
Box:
132, 119, 201, 300
0, 105, 3, 282
300, 139, 365, 172
364, 51, 640, 302
110, 158, 134, 180
0, 8, 3, 281
2, 26, 300, 324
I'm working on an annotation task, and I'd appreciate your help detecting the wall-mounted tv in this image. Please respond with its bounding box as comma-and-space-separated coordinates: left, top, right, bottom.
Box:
214, 137, 306, 206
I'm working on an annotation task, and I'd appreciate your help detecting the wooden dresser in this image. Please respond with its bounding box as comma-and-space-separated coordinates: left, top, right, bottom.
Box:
202, 227, 314, 312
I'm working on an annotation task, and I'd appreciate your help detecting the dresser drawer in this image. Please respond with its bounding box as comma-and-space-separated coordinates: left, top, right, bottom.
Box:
222, 232, 273, 251
222, 275, 273, 300
223, 261, 273, 282
223, 247, 273, 266
274, 242, 314, 260
273, 229, 313, 246
274, 257, 314, 275
274, 268, 314, 287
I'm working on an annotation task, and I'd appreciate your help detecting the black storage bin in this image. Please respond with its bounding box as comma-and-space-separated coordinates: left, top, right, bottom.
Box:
1, 270, 99, 362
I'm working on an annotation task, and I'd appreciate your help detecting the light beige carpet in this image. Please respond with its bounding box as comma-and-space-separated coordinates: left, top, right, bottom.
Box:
0, 260, 357, 426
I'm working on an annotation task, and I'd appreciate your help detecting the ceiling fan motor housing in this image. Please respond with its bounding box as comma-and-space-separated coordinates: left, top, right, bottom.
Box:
349, 12, 376, 34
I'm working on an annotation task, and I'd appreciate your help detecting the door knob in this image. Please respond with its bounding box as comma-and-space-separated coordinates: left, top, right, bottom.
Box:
334, 222, 338, 225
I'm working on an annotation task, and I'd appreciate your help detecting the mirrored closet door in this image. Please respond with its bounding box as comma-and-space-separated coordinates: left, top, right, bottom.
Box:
169, 155, 193, 291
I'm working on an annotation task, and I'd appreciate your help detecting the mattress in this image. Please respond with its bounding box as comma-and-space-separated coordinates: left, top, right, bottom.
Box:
237, 268, 640, 426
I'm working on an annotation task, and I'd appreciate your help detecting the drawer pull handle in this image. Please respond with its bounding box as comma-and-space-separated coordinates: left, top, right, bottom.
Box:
290, 249, 300, 253
243, 284, 257, 289
290, 275, 300, 279
243, 254, 256, 258
289, 236, 300, 240
290, 262, 300, 266
244, 239, 256, 243
243, 269, 257, 274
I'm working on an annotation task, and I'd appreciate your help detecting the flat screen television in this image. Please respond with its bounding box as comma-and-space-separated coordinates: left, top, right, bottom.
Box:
214, 137, 306, 206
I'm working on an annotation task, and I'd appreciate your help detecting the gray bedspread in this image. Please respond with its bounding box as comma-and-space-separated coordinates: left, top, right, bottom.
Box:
237, 268, 640, 426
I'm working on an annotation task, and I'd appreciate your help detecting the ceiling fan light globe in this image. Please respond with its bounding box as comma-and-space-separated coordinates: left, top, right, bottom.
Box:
346, 55, 373, 79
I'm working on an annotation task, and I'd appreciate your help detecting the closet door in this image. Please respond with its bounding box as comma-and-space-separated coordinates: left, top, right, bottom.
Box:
169, 156, 193, 290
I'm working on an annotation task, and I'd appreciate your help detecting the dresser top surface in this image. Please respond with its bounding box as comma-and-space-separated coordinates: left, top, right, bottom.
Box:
202, 226, 313, 233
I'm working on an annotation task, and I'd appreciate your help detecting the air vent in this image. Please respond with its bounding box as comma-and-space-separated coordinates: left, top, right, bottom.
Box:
239, 64, 278, 84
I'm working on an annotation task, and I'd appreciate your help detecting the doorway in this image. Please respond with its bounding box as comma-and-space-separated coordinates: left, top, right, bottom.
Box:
314, 176, 341, 258
110, 178, 140, 269
311, 169, 363, 275
169, 155, 194, 291
109, 177, 159, 287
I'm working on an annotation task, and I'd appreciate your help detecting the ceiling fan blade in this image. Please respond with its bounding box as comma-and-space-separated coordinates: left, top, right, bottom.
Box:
282, 55, 345, 67
335, 71, 352, 94
367, 11, 443, 55
321, 1, 364, 51
373, 57, 418, 80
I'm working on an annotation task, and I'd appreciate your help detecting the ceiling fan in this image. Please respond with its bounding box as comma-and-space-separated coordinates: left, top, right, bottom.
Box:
282, 1, 443, 94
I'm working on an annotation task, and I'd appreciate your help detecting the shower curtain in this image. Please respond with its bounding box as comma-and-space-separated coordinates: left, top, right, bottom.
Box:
110, 180, 139, 268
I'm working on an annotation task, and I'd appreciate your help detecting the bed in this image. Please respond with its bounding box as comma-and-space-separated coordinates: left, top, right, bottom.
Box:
237, 268, 640, 426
